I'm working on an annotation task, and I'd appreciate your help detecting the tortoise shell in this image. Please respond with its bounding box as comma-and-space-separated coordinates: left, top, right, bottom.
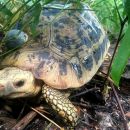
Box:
1, 1, 110, 89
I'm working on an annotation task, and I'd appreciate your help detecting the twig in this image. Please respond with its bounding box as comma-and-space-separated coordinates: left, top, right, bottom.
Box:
102, 0, 128, 85
114, 0, 122, 24
17, 102, 27, 121
98, 70, 107, 76
103, 16, 128, 85
12, 110, 37, 130
30, 107, 64, 130
11, 105, 51, 130
108, 77, 129, 130
70, 88, 99, 98
73, 102, 90, 108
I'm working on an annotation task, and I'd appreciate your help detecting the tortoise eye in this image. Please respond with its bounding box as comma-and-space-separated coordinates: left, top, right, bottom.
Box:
13, 80, 25, 88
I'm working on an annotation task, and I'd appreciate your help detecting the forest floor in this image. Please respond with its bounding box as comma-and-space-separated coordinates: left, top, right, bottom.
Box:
0, 44, 130, 130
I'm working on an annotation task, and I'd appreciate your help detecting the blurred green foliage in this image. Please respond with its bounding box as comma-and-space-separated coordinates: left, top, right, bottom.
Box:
85, 0, 125, 37
111, 0, 130, 86
0, 0, 125, 36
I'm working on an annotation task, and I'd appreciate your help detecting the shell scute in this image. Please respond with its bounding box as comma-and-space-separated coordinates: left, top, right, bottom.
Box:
82, 56, 93, 71
93, 46, 102, 64
42, 8, 60, 17
52, 15, 80, 53
1, 2, 110, 89
101, 36, 109, 54
71, 63, 82, 78
80, 36, 92, 48
59, 60, 67, 76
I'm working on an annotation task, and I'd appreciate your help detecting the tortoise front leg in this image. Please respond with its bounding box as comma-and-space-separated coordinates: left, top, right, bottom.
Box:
42, 84, 79, 126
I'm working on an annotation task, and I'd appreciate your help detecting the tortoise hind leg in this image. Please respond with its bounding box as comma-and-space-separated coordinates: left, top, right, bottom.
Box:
42, 84, 79, 126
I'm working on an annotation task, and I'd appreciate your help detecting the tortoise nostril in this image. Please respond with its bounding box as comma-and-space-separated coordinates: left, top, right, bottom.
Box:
0, 84, 4, 90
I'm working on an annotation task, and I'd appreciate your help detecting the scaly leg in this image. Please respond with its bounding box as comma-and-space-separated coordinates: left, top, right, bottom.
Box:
42, 84, 79, 126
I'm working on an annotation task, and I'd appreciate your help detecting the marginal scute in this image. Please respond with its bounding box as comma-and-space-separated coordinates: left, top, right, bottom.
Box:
59, 60, 67, 75
93, 45, 102, 64
71, 63, 82, 78
101, 36, 109, 54
86, 23, 101, 43
92, 21, 102, 36
82, 55, 93, 70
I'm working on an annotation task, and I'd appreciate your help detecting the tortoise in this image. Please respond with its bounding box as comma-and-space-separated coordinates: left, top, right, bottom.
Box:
0, 1, 110, 126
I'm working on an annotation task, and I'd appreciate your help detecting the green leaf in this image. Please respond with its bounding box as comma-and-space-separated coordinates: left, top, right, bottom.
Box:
30, 3, 42, 36
124, 0, 130, 22
111, 24, 130, 86
0, 4, 13, 16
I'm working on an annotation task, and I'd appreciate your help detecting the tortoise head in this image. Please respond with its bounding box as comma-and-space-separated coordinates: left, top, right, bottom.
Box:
0, 67, 41, 98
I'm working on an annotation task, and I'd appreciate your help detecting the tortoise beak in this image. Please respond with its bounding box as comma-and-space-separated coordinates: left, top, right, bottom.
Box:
0, 82, 25, 98
0, 84, 4, 91
0, 82, 41, 98
0, 82, 16, 98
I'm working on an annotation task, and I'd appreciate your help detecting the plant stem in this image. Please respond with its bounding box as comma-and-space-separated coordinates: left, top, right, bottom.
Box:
103, 16, 128, 85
